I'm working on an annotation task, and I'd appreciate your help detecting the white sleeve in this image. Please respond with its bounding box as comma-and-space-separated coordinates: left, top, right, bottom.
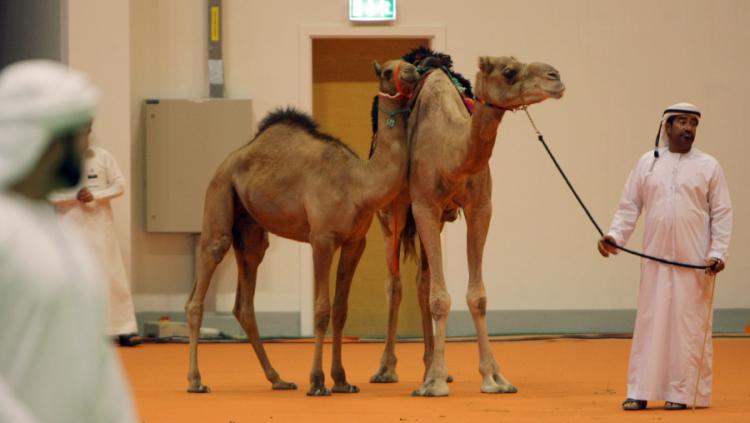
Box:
47, 188, 79, 205
707, 161, 732, 261
0, 377, 39, 423
92, 151, 125, 201
607, 158, 645, 246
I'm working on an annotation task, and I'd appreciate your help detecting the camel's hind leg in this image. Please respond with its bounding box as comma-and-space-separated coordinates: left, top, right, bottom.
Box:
330, 237, 366, 393
371, 202, 408, 383
464, 200, 516, 394
231, 211, 296, 390
185, 179, 235, 393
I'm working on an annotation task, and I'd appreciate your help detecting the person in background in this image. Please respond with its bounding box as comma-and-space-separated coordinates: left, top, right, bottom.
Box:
598, 102, 732, 410
49, 133, 140, 347
0, 60, 137, 422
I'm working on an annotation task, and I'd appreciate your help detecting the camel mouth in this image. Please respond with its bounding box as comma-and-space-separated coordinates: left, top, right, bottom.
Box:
544, 82, 566, 99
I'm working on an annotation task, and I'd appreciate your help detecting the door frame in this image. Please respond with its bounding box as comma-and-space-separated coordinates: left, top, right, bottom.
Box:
297, 25, 446, 336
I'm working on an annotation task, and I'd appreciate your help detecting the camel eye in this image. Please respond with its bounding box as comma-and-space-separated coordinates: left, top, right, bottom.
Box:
502, 68, 517, 82
383, 69, 393, 80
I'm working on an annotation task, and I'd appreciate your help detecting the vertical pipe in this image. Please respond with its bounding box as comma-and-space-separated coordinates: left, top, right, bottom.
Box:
208, 0, 224, 98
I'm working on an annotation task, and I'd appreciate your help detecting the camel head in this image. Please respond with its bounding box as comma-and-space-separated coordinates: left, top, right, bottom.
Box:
474, 56, 564, 110
373, 59, 419, 101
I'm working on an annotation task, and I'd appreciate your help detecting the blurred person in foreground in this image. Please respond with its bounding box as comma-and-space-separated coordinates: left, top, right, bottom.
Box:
0, 60, 137, 423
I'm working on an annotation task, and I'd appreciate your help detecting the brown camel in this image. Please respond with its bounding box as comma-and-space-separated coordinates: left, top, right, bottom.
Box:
370, 54, 565, 396
184, 59, 419, 396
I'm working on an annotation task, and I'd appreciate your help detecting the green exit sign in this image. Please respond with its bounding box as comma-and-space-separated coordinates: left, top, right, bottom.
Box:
349, 0, 396, 21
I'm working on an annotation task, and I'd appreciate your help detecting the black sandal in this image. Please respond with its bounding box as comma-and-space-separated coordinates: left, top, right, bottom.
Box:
117, 334, 142, 347
622, 398, 647, 410
664, 401, 687, 410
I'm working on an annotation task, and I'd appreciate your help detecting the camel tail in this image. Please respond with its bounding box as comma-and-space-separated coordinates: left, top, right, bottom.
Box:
401, 206, 418, 262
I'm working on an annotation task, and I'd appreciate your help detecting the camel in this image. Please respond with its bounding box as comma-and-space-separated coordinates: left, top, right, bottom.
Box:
369, 51, 565, 396
184, 58, 419, 396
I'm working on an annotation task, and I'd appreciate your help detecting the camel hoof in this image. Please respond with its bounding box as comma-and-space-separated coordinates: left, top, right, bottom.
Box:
306, 386, 331, 397
370, 371, 399, 383
187, 384, 211, 393
332, 383, 360, 393
487, 373, 517, 393
411, 379, 449, 397
481, 383, 517, 394
272, 381, 297, 390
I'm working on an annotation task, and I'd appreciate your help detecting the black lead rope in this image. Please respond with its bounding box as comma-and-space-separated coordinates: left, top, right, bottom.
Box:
521, 108, 708, 270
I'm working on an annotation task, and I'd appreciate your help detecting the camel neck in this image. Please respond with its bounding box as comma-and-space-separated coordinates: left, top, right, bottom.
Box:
456, 101, 505, 175
357, 98, 409, 210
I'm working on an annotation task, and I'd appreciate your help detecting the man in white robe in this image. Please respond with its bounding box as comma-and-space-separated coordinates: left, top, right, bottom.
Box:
0, 60, 137, 422
598, 102, 733, 410
50, 144, 139, 346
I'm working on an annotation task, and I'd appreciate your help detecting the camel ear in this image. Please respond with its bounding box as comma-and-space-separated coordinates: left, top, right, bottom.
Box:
479, 56, 494, 74
373, 61, 382, 77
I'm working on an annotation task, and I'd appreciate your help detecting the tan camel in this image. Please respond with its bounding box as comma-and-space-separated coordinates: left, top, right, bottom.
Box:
370, 55, 565, 396
184, 59, 419, 396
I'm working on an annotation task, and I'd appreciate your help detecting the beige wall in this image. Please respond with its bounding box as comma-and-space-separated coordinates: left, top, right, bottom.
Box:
69, 1, 748, 331
67, 0, 132, 275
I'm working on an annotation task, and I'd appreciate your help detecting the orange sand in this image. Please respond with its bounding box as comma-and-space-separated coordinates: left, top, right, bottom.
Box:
119, 338, 750, 422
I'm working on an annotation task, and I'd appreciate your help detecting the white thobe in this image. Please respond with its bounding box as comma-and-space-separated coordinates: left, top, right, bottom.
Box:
608, 147, 733, 406
0, 192, 137, 423
49, 147, 137, 336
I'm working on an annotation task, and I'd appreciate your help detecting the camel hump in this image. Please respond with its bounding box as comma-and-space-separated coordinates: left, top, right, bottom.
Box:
401, 46, 474, 99
256, 107, 321, 136
253, 107, 359, 158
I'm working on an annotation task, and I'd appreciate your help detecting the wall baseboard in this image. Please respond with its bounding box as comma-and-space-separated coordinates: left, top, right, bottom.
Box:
136, 308, 750, 339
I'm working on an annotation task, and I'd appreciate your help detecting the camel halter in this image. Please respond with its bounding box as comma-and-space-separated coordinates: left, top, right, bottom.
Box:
474, 96, 510, 112
378, 62, 412, 101
521, 106, 710, 270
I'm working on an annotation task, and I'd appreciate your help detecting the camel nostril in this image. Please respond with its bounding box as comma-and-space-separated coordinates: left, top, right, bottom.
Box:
546, 71, 560, 80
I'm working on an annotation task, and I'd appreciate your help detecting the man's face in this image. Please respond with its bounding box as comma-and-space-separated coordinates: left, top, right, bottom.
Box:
55, 122, 92, 188
665, 113, 699, 154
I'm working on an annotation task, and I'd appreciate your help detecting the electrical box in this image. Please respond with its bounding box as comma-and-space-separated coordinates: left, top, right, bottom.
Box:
145, 98, 253, 232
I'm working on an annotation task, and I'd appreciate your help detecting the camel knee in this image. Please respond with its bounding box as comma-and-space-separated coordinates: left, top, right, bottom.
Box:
429, 293, 451, 321
314, 302, 331, 333
467, 294, 487, 317
185, 302, 204, 326
202, 234, 231, 263
386, 278, 403, 305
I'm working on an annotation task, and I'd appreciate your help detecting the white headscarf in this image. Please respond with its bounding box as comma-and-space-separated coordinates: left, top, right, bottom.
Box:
653, 102, 701, 158
0, 60, 99, 188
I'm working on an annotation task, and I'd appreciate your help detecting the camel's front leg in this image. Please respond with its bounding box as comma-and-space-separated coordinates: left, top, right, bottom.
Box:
371, 202, 408, 383
308, 235, 337, 396
410, 202, 451, 397
330, 238, 366, 393
465, 200, 516, 394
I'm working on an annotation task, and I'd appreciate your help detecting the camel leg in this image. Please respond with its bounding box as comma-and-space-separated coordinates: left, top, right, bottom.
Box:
307, 235, 337, 396
415, 225, 454, 384
231, 216, 296, 390
371, 203, 408, 383
185, 181, 235, 393
464, 201, 517, 394
410, 202, 451, 397
330, 238, 366, 393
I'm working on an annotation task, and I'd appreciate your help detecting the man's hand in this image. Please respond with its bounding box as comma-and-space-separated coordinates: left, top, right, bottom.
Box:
706, 257, 725, 275
76, 187, 94, 203
597, 235, 619, 257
